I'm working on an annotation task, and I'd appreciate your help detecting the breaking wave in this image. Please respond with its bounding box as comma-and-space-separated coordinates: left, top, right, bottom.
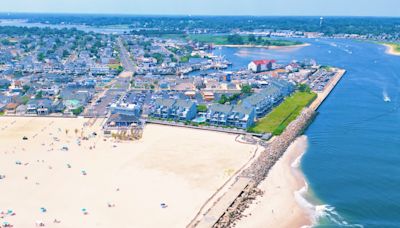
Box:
292, 142, 364, 228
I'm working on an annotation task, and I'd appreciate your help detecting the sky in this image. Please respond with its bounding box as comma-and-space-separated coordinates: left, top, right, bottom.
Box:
1, 0, 400, 16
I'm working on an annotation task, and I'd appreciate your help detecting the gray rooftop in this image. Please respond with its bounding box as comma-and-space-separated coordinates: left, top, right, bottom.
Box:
155, 98, 176, 108
175, 99, 195, 109
209, 104, 233, 114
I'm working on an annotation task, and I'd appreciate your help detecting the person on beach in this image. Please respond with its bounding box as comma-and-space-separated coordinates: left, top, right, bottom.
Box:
53, 219, 61, 224
81, 208, 88, 215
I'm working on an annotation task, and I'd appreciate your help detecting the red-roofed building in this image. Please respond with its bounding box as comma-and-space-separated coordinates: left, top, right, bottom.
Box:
248, 59, 277, 73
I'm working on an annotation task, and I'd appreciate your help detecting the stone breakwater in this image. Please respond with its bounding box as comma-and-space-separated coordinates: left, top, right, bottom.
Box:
241, 109, 315, 184
213, 108, 316, 228
193, 69, 345, 228
210, 69, 346, 228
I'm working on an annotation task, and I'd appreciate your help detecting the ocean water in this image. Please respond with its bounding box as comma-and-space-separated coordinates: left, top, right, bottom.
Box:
217, 39, 400, 227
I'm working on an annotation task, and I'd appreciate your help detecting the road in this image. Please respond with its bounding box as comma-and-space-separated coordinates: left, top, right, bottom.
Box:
159, 43, 181, 63
118, 37, 136, 72
83, 37, 136, 117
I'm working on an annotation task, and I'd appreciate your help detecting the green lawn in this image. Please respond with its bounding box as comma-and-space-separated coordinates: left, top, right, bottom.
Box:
249, 91, 317, 135
108, 63, 121, 69
159, 34, 303, 47
187, 34, 229, 45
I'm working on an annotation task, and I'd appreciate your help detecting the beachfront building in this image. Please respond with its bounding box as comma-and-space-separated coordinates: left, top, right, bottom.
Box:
170, 100, 197, 121
150, 98, 197, 121
243, 80, 294, 118
227, 105, 256, 129
205, 104, 255, 129
248, 60, 277, 73
206, 104, 233, 126
110, 103, 142, 118
150, 98, 176, 119
105, 113, 141, 128
26, 98, 54, 115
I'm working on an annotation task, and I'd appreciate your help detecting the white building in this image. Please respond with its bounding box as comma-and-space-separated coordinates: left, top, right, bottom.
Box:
248, 60, 277, 73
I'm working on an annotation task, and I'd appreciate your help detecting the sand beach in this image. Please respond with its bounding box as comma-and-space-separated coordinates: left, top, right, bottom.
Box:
235, 136, 312, 228
0, 117, 256, 228
217, 43, 311, 50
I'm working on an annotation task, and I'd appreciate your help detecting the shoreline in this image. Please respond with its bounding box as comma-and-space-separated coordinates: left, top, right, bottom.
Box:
235, 136, 312, 228
216, 43, 311, 49
382, 43, 400, 56
195, 68, 346, 228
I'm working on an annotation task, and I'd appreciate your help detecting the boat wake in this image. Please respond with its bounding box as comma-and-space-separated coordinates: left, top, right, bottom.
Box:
383, 90, 391, 102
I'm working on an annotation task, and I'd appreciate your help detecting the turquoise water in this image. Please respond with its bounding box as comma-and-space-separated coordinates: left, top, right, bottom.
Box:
217, 40, 400, 227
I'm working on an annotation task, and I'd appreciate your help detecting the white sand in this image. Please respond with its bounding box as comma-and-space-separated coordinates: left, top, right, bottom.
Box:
0, 117, 256, 228
235, 136, 312, 228
383, 43, 400, 56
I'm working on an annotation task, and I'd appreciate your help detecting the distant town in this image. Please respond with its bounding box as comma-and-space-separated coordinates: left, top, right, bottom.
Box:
0, 23, 346, 140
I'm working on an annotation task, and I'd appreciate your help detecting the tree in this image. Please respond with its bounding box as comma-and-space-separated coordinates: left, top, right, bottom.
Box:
197, 104, 207, 113
218, 94, 228, 104
35, 91, 43, 99
241, 84, 252, 94
1, 39, 12, 46
22, 85, 30, 92
72, 106, 84, 116
298, 84, 311, 93
62, 50, 70, 58
248, 34, 256, 43
116, 66, 124, 74
21, 96, 30, 105
227, 34, 244, 45
37, 53, 45, 62
257, 36, 263, 44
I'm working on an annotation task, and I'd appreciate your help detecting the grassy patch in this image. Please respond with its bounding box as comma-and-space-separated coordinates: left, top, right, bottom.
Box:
160, 34, 187, 40
187, 34, 303, 46
249, 91, 317, 135
108, 63, 122, 69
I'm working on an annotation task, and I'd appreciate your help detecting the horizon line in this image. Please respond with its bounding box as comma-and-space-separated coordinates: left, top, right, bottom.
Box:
0, 11, 399, 18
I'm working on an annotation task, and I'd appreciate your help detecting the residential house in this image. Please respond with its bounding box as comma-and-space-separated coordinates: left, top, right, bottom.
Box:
5, 103, 18, 114
26, 98, 53, 115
